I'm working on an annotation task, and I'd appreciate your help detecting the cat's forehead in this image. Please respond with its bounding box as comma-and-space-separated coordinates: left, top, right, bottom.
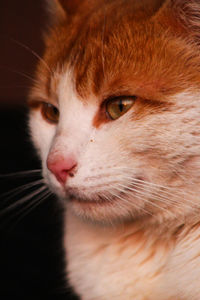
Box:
37, 0, 200, 103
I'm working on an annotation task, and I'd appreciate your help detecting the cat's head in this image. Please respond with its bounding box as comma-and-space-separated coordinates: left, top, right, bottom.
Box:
29, 0, 200, 224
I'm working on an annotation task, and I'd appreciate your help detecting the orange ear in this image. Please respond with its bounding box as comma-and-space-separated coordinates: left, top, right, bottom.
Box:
48, 0, 90, 19
157, 0, 200, 43
56, 0, 83, 15
46, 0, 85, 24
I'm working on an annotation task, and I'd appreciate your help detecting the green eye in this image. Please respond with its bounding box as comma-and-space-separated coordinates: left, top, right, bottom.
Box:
106, 97, 136, 120
41, 102, 60, 124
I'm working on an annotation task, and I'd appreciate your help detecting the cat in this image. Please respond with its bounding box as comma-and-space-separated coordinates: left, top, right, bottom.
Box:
28, 0, 200, 299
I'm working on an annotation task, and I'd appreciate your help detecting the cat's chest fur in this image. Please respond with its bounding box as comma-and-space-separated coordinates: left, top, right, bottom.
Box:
64, 211, 200, 300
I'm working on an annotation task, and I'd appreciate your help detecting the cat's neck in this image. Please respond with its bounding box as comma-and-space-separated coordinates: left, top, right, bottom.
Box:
65, 205, 200, 245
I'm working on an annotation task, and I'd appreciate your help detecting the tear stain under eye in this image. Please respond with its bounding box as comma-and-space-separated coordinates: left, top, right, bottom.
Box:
92, 99, 111, 128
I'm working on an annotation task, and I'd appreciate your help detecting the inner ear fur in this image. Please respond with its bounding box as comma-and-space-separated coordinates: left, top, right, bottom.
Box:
46, 0, 80, 23
156, 0, 200, 43
56, 0, 83, 15
50, 0, 92, 18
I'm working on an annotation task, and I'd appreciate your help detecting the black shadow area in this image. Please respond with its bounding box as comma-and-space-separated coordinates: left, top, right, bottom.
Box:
0, 105, 78, 299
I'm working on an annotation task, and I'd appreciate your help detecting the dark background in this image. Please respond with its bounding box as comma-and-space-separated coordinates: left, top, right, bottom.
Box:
0, 1, 78, 298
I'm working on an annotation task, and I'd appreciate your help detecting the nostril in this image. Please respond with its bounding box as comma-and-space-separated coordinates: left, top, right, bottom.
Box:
47, 154, 77, 184
69, 172, 75, 178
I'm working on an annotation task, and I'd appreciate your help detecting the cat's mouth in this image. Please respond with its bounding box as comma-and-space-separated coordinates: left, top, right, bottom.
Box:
66, 188, 112, 206
63, 184, 148, 221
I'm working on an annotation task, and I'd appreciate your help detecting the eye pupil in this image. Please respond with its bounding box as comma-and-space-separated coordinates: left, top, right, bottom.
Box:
53, 107, 58, 115
119, 100, 124, 112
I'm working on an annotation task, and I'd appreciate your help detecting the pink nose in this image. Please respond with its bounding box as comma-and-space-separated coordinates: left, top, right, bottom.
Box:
47, 155, 77, 185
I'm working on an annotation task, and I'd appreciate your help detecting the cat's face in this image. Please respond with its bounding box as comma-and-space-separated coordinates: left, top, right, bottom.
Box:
29, 0, 200, 223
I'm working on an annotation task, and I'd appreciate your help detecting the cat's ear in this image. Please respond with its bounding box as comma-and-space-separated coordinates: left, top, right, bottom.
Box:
55, 0, 84, 15
46, 0, 86, 21
156, 0, 200, 43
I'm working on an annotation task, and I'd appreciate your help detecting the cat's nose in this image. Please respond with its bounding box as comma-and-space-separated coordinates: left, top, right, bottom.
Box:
47, 155, 77, 185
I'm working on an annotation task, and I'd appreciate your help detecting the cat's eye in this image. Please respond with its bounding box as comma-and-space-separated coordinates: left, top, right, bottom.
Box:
106, 96, 136, 120
41, 102, 60, 124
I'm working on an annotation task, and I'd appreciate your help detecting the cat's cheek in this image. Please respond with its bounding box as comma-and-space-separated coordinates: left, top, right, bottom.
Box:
29, 110, 57, 167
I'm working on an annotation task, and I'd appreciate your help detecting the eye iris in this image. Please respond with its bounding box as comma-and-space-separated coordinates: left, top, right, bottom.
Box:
41, 103, 59, 123
107, 97, 136, 120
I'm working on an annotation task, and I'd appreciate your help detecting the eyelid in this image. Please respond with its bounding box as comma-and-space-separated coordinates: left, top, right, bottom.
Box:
28, 99, 58, 110
104, 95, 137, 109
103, 94, 137, 103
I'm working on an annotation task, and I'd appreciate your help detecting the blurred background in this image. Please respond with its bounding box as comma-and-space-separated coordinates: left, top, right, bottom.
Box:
0, 1, 78, 298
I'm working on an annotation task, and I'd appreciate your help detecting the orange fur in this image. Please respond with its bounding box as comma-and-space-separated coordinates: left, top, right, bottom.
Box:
29, 0, 200, 299
33, 0, 200, 101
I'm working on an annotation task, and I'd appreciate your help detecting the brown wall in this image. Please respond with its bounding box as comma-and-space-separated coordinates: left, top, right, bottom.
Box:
0, 0, 46, 104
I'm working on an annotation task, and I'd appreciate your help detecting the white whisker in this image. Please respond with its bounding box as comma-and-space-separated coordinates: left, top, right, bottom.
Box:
111, 183, 177, 219
0, 67, 39, 85
6, 189, 51, 231
109, 185, 155, 218
11, 190, 51, 228
0, 169, 42, 178
10, 38, 52, 74
120, 173, 175, 191
124, 180, 199, 210
0, 185, 47, 217
117, 173, 199, 207
1, 179, 45, 202
126, 182, 184, 207
119, 182, 184, 213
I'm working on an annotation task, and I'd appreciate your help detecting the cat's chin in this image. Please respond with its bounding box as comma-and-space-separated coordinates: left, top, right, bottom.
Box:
62, 188, 146, 224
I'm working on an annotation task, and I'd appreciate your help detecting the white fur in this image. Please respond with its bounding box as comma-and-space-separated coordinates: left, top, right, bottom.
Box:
65, 210, 200, 300
30, 69, 200, 299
